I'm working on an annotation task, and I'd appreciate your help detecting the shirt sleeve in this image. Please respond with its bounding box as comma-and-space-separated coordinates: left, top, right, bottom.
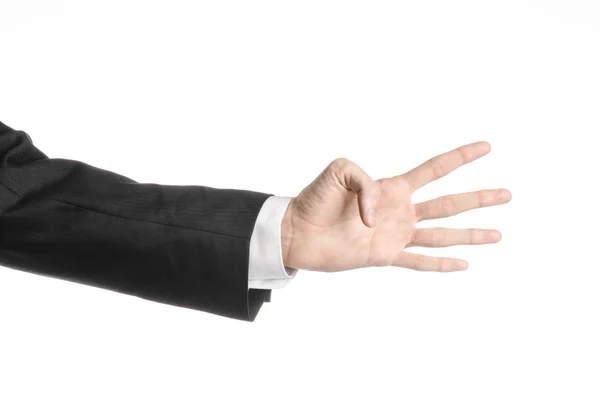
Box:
248, 196, 298, 289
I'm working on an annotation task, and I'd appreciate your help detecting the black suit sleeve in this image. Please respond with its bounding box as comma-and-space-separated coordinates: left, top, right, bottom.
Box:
0, 121, 273, 321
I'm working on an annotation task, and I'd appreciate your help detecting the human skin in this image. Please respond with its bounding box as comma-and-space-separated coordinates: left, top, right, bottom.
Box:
280, 141, 512, 272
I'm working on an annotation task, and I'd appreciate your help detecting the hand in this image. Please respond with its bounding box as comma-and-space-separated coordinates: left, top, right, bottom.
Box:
281, 141, 511, 272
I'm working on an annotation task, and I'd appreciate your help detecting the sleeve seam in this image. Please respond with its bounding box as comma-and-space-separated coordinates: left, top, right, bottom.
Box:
2, 177, 252, 240
47, 198, 250, 241
0, 180, 19, 197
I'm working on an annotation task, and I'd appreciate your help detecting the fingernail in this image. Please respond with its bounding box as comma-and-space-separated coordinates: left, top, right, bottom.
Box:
367, 209, 377, 226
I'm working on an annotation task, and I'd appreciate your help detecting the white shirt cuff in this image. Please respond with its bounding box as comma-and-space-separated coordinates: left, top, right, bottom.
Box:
248, 196, 298, 289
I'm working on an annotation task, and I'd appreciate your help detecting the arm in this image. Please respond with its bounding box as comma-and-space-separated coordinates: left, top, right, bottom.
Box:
0, 121, 272, 321
0, 121, 511, 321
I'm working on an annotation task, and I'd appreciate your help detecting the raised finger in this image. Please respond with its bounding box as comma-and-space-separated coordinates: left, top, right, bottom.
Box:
401, 141, 491, 191
415, 189, 512, 221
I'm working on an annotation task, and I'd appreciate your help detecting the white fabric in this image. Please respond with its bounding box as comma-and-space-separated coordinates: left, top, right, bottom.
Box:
248, 196, 298, 289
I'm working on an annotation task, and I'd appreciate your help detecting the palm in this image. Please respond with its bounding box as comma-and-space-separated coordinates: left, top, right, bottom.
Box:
283, 142, 511, 273
367, 178, 417, 264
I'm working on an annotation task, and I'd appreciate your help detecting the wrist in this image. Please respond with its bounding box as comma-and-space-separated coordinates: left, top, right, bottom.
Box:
281, 197, 295, 268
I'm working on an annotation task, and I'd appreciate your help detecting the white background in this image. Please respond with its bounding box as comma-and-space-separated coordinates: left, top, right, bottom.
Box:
1, 1, 599, 414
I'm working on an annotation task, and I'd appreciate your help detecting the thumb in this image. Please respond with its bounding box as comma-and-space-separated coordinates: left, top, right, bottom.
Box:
329, 158, 380, 228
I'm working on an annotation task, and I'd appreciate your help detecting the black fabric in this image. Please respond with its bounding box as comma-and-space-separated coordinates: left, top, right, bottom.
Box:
0, 121, 272, 321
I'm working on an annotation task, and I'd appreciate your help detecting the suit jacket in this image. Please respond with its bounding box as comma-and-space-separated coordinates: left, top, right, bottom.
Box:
0, 121, 272, 321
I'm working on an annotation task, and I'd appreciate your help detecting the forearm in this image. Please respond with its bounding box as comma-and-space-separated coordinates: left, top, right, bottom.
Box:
0, 121, 272, 321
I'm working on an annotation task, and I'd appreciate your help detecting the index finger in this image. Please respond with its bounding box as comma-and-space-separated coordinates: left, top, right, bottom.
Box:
400, 141, 491, 191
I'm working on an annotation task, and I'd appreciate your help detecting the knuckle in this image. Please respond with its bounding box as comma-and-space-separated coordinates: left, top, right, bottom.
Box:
373, 255, 388, 267
440, 197, 455, 216
477, 190, 487, 207
457, 147, 468, 164
367, 249, 388, 267
414, 255, 428, 270
329, 157, 351, 172
432, 230, 446, 246
429, 160, 445, 179
414, 205, 423, 221
408, 228, 418, 245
